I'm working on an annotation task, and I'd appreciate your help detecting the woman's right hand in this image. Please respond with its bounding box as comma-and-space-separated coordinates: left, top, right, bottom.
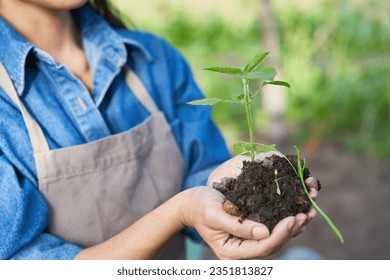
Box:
180, 186, 310, 260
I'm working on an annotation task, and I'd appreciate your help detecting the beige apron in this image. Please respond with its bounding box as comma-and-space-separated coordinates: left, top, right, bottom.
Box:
0, 63, 185, 259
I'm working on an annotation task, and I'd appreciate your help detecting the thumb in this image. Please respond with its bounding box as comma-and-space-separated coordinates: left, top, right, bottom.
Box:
218, 213, 270, 240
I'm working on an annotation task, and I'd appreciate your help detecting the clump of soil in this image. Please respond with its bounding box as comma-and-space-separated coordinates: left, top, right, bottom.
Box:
213, 154, 321, 231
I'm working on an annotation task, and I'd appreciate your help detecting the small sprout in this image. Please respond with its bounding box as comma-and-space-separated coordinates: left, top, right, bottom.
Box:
274, 169, 281, 195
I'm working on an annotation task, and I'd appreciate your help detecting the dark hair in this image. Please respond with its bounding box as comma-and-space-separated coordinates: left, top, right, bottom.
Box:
88, 0, 128, 28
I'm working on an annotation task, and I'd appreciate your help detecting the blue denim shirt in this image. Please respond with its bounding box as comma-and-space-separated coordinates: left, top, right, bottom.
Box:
0, 5, 230, 259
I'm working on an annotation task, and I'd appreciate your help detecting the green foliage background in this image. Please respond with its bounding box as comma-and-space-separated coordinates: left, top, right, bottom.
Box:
112, 0, 390, 158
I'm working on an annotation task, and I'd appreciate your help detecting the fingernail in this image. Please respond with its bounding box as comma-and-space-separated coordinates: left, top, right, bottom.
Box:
309, 177, 319, 190
310, 189, 318, 198
298, 217, 307, 227
252, 226, 267, 239
288, 218, 296, 231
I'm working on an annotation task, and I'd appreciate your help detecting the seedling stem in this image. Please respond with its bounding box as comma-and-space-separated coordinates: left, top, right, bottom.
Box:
242, 78, 255, 161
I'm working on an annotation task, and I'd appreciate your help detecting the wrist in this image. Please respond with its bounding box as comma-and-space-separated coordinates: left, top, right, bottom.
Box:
176, 187, 199, 229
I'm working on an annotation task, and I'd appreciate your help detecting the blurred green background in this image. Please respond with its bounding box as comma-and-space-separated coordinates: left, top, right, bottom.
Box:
112, 0, 390, 158
109, 0, 390, 260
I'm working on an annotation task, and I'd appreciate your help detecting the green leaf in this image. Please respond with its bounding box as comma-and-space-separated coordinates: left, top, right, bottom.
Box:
243, 52, 269, 72
232, 142, 246, 155
259, 144, 277, 153
244, 142, 258, 152
233, 142, 259, 157
232, 93, 245, 101
204, 65, 276, 81
235, 66, 276, 80
263, 80, 291, 88
187, 98, 221, 106
204, 67, 243, 75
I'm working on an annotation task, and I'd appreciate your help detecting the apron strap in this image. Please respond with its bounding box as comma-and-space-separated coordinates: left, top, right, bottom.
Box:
0, 63, 158, 155
0, 63, 50, 154
125, 68, 159, 114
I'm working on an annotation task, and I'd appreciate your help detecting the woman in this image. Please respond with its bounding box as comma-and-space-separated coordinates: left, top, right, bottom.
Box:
0, 0, 317, 259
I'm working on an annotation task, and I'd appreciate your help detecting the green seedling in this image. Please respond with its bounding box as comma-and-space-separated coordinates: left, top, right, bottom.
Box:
188, 51, 344, 243
293, 146, 344, 243
189, 51, 289, 162
274, 169, 281, 196
273, 145, 345, 244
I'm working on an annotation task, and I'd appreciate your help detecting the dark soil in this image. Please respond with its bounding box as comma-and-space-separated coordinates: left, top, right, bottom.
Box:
213, 154, 321, 231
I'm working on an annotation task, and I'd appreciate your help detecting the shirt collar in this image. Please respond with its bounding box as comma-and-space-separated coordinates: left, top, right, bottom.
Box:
73, 4, 153, 66
0, 4, 152, 96
0, 16, 34, 96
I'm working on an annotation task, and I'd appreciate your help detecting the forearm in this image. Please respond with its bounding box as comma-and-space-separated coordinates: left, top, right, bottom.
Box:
75, 190, 190, 260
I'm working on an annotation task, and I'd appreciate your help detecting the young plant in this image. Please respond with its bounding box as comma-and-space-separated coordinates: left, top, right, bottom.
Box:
189, 52, 289, 162
273, 145, 345, 244
293, 146, 344, 243
188, 51, 344, 243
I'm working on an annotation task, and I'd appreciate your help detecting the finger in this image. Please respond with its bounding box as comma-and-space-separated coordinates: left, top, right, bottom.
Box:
297, 208, 317, 231
207, 156, 245, 186
309, 188, 318, 199
296, 213, 308, 228
252, 217, 297, 256
291, 213, 308, 237
306, 208, 317, 222
216, 214, 270, 240
209, 170, 238, 186
305, 177, 318, 191
216, 217, 296, 259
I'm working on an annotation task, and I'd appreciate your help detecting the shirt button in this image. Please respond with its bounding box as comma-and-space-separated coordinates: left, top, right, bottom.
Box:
77, 97, 88, 112
54, 62, 63, 69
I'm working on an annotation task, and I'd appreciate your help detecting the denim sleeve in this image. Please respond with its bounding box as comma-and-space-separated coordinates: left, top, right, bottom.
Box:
0, 152, 82, 260
157, 40, 231, 243
10, 233, 82, 260
161, 41, 231, 190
